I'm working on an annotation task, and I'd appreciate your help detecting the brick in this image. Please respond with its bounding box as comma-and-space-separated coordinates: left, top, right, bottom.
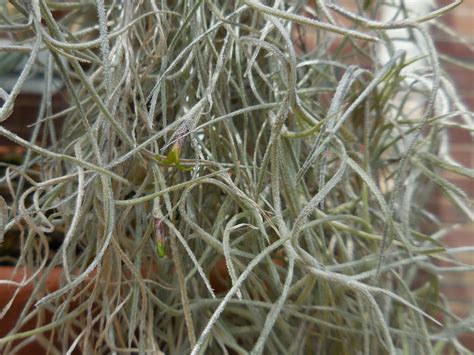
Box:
448, 126, 472, 144
443, 64, 474, 92
441, 223, 474, 244
455, 252, 474, 266
459, 333, 474, 353
441, 283, 474, 303
447, 301, 472, 318
428, 182, 472, 204
462, 93, 474, 110
436, 40, 474, 59
445, 0, 474, 10
426, 195, 470, 223
437, 256, 474, 271
444, 6, 474, 38
440, 172, 474, 198
448, 144, 474, 168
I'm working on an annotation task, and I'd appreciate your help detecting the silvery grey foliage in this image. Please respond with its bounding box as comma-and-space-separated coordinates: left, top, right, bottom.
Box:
0, 1, 472, 354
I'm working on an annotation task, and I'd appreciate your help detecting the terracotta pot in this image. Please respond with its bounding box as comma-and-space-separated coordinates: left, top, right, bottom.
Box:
209, 255, 287, 295
0, 264, 160, 354
0, 267, 64, 355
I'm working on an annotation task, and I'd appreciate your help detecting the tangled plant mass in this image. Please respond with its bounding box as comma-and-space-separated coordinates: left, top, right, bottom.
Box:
0, 1, 473, 354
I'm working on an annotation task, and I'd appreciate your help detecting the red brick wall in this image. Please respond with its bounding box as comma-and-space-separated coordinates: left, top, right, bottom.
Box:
432, 0, 474, 350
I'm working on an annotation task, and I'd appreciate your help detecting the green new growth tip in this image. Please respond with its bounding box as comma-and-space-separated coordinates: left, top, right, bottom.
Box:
156, 144, 193, 171
155, 242, 166, 258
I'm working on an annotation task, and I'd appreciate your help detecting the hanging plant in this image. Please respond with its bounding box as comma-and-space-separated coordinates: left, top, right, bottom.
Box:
0, 1, 472, 354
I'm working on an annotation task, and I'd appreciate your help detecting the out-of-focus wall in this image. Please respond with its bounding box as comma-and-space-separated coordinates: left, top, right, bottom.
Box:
430, 0, 473, 350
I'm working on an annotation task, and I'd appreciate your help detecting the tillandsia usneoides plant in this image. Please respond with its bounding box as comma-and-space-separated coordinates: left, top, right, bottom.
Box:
0, 0, 472, 354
